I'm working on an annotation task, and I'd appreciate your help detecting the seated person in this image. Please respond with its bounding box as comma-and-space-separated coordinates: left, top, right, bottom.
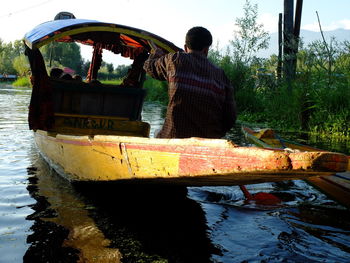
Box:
49, 67, 64, 78
60, 73, 73, 80
73, 75, 83, 82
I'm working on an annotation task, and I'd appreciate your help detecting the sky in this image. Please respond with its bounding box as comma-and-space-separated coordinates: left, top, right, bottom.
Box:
0, 0, 349, 65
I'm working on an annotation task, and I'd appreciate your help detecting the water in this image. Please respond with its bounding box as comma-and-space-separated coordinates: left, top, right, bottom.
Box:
1, 84, 350, 263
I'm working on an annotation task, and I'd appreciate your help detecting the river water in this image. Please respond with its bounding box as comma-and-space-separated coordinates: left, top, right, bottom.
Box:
0, 84, 350, 263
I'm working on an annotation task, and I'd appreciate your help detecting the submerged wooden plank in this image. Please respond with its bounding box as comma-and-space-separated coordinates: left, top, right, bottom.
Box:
307, 173, 350, 207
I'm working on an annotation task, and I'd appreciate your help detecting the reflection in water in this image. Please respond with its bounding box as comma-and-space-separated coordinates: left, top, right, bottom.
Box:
1, 85, 350, 262
24, 148, 216, 262
24, 149, 121, 262
141, 102, 165, 138
76, 183, 218, 262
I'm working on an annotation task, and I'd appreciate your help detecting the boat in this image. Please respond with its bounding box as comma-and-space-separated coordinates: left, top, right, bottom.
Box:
23, 13, 348, 186
242, 126, 350, 207
0, 74, 17, 81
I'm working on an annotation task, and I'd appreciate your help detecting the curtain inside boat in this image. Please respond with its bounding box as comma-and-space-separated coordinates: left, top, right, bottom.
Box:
86, 43, 103, 82
86, 41, 147, 83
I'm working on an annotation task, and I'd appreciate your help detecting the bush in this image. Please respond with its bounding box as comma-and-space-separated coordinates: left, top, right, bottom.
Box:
101, 79, 123, 85
12, 77, 31, 87
143, 77, 168, 105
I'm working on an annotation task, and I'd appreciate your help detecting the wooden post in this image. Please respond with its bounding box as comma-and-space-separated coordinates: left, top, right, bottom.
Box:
294, 0, 303, 43
283, 0, 294, 90
277, 13, 283, 81
292, 0, 303, 76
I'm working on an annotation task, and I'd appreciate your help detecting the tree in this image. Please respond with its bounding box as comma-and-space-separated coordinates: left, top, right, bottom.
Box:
12, 40, 25, 57
40, 42, 83, 74
107, 63, 114, 74
13, 54, 30, 77
0, 40, 16, 74
230, 0, 270, 64
115, 64, 130, 78
335, 40, 350, 76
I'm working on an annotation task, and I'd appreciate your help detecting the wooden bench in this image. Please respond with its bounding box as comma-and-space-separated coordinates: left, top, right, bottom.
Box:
51, 79, 146, 120
53, 113, 150, 137
50, 79, 150, 137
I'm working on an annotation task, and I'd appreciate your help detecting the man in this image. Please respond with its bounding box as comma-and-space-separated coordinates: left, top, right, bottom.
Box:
143, 26, 236, 138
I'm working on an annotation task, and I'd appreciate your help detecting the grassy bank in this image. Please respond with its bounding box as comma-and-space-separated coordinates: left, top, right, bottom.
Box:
236, 77, 349, 138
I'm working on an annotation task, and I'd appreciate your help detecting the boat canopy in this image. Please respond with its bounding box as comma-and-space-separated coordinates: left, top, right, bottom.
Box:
24, 18, 180, 55
24, 16, 181, 131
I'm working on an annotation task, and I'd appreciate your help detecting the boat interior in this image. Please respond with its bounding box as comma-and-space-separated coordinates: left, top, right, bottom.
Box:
50, 78, 150, 137
23, 15, 180, 138
39, 54, 151, 137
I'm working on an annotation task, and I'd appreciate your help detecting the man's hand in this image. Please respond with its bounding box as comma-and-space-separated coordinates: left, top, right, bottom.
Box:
148, 40, 165, 57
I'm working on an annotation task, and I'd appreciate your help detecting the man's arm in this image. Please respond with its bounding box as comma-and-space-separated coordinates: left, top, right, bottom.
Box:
143, 48, 168, 81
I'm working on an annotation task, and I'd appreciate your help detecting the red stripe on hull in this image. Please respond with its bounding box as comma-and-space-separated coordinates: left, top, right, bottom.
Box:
178, 151, 290, 175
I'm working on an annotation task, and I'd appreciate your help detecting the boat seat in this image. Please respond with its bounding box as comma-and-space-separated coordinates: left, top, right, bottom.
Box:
51, 79, 146, 120
51, 113, 150, 137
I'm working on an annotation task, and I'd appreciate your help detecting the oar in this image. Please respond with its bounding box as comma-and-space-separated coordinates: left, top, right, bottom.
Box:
239, 185, 281, 205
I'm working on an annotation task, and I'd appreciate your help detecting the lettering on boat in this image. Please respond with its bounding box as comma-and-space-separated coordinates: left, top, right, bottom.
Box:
62, 117, 117, 130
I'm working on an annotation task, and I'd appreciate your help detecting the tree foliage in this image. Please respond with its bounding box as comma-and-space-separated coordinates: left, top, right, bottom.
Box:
106, 63, 114, 74
13, 54, 30, 77
230, 0, 270, 64
207, 0, 349, 136
40, 42, 83, 74
0, 39, 24, 74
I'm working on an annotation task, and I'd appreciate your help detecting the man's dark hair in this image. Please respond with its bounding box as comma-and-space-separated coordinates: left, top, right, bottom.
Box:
185, 27, 212, 51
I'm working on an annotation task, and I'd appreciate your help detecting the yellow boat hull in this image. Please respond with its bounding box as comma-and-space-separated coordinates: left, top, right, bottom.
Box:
34, 130, 348, 186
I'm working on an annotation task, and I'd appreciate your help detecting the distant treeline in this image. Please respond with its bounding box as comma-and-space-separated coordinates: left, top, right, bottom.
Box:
0, 39, 130, 80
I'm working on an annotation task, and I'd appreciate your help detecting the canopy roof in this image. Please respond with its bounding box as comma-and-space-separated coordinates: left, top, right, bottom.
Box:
24, 18, 180, 53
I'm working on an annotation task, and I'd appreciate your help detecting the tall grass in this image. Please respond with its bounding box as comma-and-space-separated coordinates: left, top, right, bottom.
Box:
237, 80, 304, 130
238, 74, 350, 138
307, 79, 350, 137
